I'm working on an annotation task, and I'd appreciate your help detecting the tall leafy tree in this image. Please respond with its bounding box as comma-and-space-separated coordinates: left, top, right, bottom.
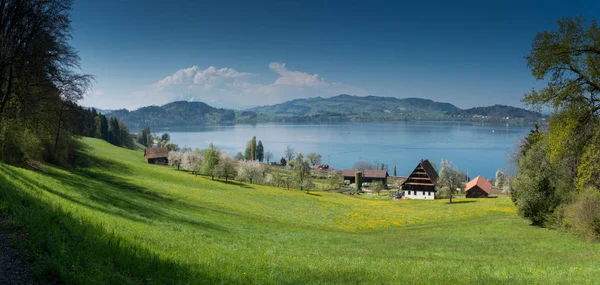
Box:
256, 140, 264, 162
250, 136, 257, 160
306, 153, 322, 167
202, 143, 220, 180
437, 160, 462, 203
293, 153, 313, 193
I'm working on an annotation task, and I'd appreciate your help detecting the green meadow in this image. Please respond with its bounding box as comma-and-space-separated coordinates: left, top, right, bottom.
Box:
1, 138, 599, 284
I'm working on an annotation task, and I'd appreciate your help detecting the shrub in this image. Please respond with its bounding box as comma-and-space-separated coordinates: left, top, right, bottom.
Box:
564, 188, 600, 241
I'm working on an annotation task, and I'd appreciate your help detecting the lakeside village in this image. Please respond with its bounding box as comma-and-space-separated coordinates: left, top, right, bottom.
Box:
137, 130, 508, 200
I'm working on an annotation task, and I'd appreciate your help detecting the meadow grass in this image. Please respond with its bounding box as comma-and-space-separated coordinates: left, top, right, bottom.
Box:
1, 138, 599, 284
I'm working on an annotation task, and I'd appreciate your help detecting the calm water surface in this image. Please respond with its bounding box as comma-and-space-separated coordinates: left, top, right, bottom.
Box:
156, 122, 533, 179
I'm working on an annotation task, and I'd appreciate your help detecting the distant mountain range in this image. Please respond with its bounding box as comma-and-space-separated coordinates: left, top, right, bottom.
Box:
104, 95, 543, 129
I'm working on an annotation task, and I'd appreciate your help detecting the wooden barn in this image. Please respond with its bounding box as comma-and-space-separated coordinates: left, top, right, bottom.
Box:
401, 159, 439, 200
144, 147, 169, 165
342, 169, 389, 185
464, 176, 492, 198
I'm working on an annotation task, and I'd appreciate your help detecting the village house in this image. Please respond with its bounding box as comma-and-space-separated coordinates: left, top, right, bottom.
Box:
144, 147, 169, 165
401, 159, 438, 200
342, 169, 389, 185
464, 175, 492, 198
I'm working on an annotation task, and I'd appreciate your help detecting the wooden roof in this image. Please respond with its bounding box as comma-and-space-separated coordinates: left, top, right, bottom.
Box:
342, 169, 389, 179
465, 175, 492, 195
401, 159, 439, 190
144, 147, 168, 159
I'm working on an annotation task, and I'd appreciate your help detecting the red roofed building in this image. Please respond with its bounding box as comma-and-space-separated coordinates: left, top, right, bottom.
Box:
144, 147, 169, 165
464, 176, 492, 198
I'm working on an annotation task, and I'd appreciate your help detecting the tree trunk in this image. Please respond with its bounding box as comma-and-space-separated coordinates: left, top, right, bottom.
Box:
53, 103, 65, 154
0, 66, 14, 132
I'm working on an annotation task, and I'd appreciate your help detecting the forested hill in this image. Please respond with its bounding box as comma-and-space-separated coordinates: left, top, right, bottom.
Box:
447, 105, 542, 121
108, 95, 543, 127
109, 101, 237, 128
249, 94, 542, 122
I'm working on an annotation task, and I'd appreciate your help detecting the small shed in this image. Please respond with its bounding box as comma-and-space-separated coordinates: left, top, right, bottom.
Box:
465, 176, 492, 198
144, 147, 169, 165
342, 169, 389, 185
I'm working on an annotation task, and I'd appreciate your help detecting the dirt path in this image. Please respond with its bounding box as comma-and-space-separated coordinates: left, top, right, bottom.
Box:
0, 215, 33, 285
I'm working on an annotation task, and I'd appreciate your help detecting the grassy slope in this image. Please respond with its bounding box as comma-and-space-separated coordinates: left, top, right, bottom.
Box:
1, 137, 599, 284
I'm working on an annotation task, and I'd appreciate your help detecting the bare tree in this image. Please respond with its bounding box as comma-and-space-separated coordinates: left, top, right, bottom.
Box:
264, 151, 273, 164
284, 145, 295, 162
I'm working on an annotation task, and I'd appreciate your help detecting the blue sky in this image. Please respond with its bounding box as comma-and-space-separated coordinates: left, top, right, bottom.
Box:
72, 0, 600, 110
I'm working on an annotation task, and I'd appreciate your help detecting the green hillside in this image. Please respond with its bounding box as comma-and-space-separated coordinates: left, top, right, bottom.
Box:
1, 138, 598, 284
250, 95, 460, 121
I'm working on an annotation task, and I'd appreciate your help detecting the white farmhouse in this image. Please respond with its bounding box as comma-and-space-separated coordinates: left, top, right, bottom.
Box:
401, 159, 439, 200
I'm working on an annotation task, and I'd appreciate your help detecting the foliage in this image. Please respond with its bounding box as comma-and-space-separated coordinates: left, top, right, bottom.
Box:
437, 160, 462, 203
236, 160, 263, 184
215, 153, 237, 183
511, 16, 600, 232
371, 181, 384, 196
256, 140, 264, 162
250, 136, 257, 160
495, 170, 506, 188
234, 152, 244, 161
202, 143, 220, 179
181, 151, 203, 173
168, 151, 183, 170
280, 157, 287, 166
306, 152, 322, 166
511, 140, 571, 226
244, 141, 252, 160
327, 172, 343, 190
564, 188, 600, 241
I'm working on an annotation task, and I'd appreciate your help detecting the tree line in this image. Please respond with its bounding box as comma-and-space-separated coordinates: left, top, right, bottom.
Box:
510, 16, 600, 241
0, 0, 95, 165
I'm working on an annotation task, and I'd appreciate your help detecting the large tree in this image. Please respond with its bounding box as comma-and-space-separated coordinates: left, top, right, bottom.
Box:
250, 136, 257, 160
284, 145, 295, 162
215, 153, 237, 183
293, 153, 313, 193
523, 16, 600, 187
437, 160, 462, 203
256, 140, 264, 162
306, 152, 322, 167
202, 143, 220, 180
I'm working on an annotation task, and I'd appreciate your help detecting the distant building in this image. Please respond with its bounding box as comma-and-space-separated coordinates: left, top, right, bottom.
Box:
464, 176, 492, 198
144, 147, 169, 165
313, 164, 330, 170
342, 169, 389, 185
401, 159, 438, 200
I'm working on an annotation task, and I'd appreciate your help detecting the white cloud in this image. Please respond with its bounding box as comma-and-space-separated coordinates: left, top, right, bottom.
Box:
132, 62, 366, 109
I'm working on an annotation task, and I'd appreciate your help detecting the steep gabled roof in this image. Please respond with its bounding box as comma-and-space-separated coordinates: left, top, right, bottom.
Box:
342, 169, 389, 179
144, 147, 168, 160
420, 159, 439, 183
400, 159, 439, 190
465, 175, 492, 195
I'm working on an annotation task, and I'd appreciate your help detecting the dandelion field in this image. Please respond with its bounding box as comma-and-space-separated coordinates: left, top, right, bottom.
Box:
1, 138, 599, 284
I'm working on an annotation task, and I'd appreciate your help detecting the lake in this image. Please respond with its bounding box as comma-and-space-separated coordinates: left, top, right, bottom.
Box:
156, 121, 534, 179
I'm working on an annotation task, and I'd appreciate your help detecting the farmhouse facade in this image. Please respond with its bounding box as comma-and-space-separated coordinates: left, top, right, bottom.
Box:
144, 147, 169, 165
464, 175, 492, 198
401, 159, 439, 200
